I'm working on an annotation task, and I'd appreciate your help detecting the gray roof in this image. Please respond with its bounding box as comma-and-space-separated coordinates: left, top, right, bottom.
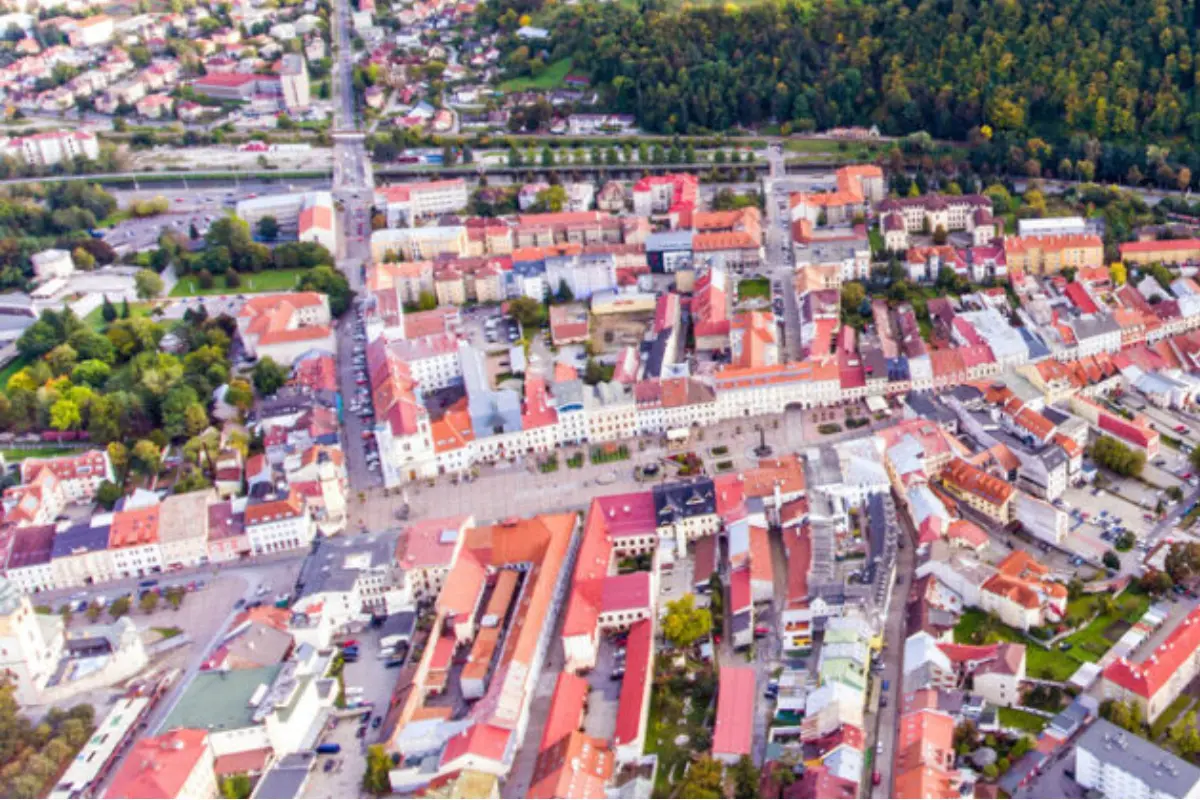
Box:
252, 753, 315, 799
51, 522, 110, 558
645, 230, 694, 252
1041, 406, 1071, 426
1072, 313, 1121, 341
296, 530, 400, 598
903, 393, 957, 426
1076, 718, 1200, 796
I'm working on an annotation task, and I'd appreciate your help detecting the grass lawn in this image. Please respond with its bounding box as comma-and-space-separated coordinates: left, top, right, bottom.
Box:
954, 609, 1081, 682
151, 626, 183, 639
1060, 588, 1152, 664
1151, 694, 1194, 741
499, 58, 574, 92
170, 269, 307, 297
737, 276, 770, 301
644, 661, 716, 798
999, 707, 1049, 734
0, 354, 30, 390
1, 446, 80, 462
83, 302, 154, 330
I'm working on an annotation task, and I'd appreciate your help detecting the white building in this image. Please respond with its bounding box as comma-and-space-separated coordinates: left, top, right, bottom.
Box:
3, 130, 99, 167
30, 249, 74, 283
1075, 719, 1200, 799
0, 578, 63, 705
244, 492, 314, 555
279, 53, 310, 111
375, 180, 469, 227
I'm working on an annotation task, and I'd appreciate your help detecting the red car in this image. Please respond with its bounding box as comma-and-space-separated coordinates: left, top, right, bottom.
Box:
338, 639, 359, 649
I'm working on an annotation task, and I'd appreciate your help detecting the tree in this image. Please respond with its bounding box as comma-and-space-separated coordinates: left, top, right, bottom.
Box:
932, 224, 948, 244
164, 585, 186, 610
1091, 436, 1145, 477
139, 591, 159, 614
95, 480, 122, 509
252, 357, 289, 396
85, 602, 102, 622
108, 596, 131, 619
256, 216, 279, 241
731, 755, 761, 799
555, 279, 574, 303
49, 398, 81, 431
297, 265, 353, 316
362, 745, 392, 797
132, 439, 161, 476
225, 379, 254, 413
660, 594, 712, 648
101, 295, 117, 323
134, 269, 164, 299
416, 291, 438, 311
1109, 262, 1128, 286
534, 185, 567, 212
508, 296, 546, 329
220, 774, 252, 799
677, 756, 724, 799
72, 247, 96, 271
1103, 550, 1121, 570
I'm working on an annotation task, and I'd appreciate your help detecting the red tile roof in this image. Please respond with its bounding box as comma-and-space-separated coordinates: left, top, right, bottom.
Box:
613, 619, 653, 747
539, 672, 589, 751
109, 505, 161, 548
104, 729, 210, 799
529, 731, 613, 799
600, 572, 652, 614
439, 723, 511, 768
712, 666, 755, 758
1104, 606, 1200, 698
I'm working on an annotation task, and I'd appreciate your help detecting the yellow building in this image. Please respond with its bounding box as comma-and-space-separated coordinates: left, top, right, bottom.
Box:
1003, 234, 1104, 275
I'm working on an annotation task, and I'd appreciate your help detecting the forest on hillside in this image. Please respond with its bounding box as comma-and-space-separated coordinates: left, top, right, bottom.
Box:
496, 0, 1198, 147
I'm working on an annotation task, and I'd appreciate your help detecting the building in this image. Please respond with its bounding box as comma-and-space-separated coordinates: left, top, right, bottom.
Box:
191, 73, 279, 102
1119, 238, 1200, 267
244, 492, 313, 555
278, 53, 309, 111
395, 514, 473, 600
712, 666, 755, 764
51, 695, 150, 799
790, 165, 884, 226
157, 490, 214, 570
1075, 719, 1200, 799
876, 194, 994, 251
19, 449, 112, 502
1102, 606, 1200, 723
0, 577, 62, 704
631, 174, 698, 228
3, 129, 99, 167
235, 292, 334, 366
104, 729, 217, 800
30, 248, 74, 283
108, 504, 163, 578
978, 551, 1067, 631
375, 180, 469, 227
940, 458, 1015, 523
1003, 234, 1104, 275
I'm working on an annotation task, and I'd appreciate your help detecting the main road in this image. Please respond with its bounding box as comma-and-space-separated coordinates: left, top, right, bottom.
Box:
330, 0, 373, 292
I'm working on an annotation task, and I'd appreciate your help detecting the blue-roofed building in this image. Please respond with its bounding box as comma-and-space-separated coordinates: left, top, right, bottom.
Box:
1018, 326, 1051, 361
50, 520, 115, 586
508, 255, 547, 300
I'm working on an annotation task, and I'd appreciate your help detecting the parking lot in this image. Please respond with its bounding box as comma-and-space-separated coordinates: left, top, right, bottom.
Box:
343, 304, 380, 488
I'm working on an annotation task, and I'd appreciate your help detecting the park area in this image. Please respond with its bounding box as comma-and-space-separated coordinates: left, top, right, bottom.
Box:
954, 587, 1151, 681
644, 657, 717, 797
170, 268, 306, 297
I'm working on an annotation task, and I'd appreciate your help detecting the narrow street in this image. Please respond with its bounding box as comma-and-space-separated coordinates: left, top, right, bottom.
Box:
871, 518, 914, 798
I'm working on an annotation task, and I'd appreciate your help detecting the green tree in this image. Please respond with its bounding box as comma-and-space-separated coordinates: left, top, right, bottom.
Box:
660, 594, 712, 648
677, 755, 724, 799
101, 295, 117, 323
362, 744, 392, 797
508, 296, 547, 329
252, 357, 289, 396
134, 269, 164, 299
139, 591, 159, 614
95, 480, 122, 509
132, 439, 161, 476
108, 596, 131, 619
256, 216, 279, 241
732, 755, 761, 799
1103, 550, 1121, 570
164, 585, 186, 610
220, 774, 252, 799
416, 291, 438, 311
49, 398, 81, 431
